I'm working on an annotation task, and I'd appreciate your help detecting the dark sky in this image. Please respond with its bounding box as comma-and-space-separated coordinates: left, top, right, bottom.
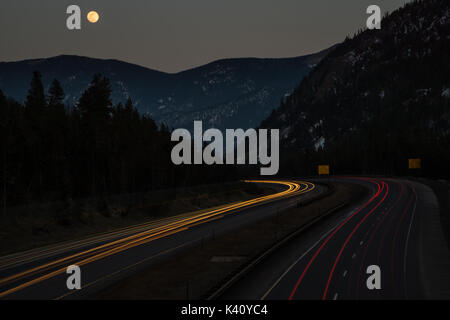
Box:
0, 0, 411, 73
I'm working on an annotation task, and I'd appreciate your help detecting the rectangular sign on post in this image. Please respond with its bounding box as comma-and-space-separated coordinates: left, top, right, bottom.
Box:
409, 159, 422, 169
318, 165, 330, 175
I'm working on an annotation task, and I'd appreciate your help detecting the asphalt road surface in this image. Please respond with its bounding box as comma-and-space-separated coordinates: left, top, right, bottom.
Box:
0, 180, 321, 300
221, 177, 439, 300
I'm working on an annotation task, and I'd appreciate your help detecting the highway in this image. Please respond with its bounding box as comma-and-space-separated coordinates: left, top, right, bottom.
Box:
220, 177, 435, 300
0, 180, 319, 300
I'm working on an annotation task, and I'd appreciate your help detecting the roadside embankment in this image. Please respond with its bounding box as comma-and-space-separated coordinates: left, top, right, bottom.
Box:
0, 182, 272, 256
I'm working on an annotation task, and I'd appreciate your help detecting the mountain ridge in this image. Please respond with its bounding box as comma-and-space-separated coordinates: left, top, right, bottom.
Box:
261, 0, 450, 177
0, 47, 333, 131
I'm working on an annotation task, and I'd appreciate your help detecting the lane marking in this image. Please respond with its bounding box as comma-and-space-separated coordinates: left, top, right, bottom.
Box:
355, 179, 404, 298
288, 178, 383, 300
0, 228, 189, 298
322, 181, 390, 300
54, 238, 200, 300
390, 186, 415, 296
0, 202, 254, 270
376, 182, 406, 264
403, 181, 418, 299
260, 221, 342, 300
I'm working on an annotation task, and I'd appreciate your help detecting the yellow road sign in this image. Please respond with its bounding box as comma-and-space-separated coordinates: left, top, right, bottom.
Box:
318, 165, 330, 175
409, 159, 421, 169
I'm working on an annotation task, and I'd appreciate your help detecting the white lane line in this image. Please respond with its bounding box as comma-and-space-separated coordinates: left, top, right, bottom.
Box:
352, 253, 357, 259
260, 219, 344, 300
346, 209, 358, 218
333, 293, 339, 300
343, 270, 348, 278
360, 241, 364, 246
54, 238, 198, 300
403, 183, 418, 300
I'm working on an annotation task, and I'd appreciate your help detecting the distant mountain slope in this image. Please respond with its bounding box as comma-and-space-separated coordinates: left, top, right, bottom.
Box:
261, 0, 450, 177
0, 48, 331, 131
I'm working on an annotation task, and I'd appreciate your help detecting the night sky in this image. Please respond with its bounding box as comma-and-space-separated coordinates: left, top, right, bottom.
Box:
0, 0, 411, 73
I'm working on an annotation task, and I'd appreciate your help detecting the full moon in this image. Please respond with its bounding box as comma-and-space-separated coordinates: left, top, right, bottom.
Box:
87, 11, 99, 23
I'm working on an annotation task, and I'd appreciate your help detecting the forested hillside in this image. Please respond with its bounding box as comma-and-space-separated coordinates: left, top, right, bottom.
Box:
0, 49, 331, 132
262, 0, 450, 178
0, 72, 236, 207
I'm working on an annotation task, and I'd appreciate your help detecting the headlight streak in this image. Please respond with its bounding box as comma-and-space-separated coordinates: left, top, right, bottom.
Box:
0, 180, 315, 298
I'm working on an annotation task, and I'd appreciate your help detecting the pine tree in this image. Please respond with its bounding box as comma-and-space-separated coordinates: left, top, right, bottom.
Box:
47, 79, 64, 108
0, 90, 8, 215
24, 71, 46, 123
46, 79, 69, 199
76, 74, 113, 196
0, 73, 240, 208
77, 74, 112, 125
23, 71, 47, 200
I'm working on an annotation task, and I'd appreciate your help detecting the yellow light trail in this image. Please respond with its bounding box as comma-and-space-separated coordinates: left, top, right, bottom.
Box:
0, 180, 314, 298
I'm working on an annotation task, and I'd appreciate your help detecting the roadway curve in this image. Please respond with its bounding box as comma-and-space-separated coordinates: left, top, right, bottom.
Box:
220, 177, 435, 300
0, 180, 320, 300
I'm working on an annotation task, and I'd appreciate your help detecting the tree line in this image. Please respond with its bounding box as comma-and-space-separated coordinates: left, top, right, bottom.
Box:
0, 72, 237, 210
